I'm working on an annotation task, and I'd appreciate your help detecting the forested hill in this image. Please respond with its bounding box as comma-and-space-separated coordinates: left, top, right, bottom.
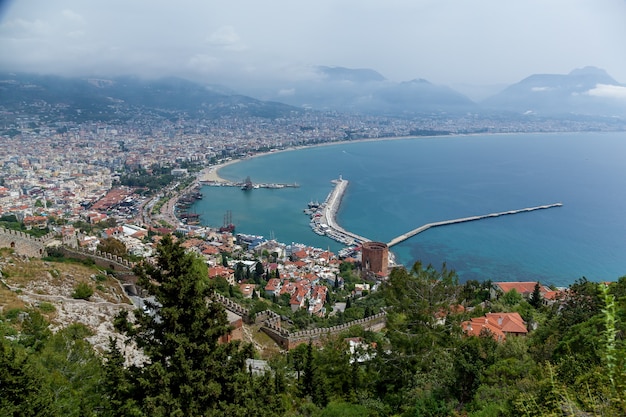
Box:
0, 73, 301, 122
2, 238, 626, 416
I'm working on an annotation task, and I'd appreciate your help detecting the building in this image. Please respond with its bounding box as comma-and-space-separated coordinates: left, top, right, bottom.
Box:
491, 281, 551, 300
461, 312, 528, 342
361, 241, 389, 278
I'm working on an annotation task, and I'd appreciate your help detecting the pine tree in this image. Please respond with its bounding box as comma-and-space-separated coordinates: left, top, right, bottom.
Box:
113, 235, 254, 416
530, 281, 543, 308
0, 336, 52, 416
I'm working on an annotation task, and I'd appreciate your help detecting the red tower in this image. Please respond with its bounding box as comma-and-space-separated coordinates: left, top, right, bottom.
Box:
361, 241, 389, 278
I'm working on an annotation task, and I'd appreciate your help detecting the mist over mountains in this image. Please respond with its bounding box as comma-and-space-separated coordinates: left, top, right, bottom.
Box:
1, 66, 625, 122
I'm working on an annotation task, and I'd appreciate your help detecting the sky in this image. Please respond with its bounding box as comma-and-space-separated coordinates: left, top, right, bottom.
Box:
1, 0, 625, 91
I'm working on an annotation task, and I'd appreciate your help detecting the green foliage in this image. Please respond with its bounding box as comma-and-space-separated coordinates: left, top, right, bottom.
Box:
318, 401, 370, 417
529, 282, 543, 308
502, 288, 523, 306
97, 237, 128, 258
72, 282, 94, 300
112, 235, 255, 415
38, 302, 56, 313
119, 172, 175, 191
36, 324, 106, 415
0, 335, 52, 416
19, 310, 52, 352
383, 262, 459, 351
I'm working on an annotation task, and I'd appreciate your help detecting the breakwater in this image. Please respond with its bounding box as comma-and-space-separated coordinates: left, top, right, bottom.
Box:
308, 178, 370, 246
387, 203, 563, 247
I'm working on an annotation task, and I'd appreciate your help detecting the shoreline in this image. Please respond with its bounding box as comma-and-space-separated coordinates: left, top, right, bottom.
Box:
198, 130, 560, 184
199, 134, 465, 183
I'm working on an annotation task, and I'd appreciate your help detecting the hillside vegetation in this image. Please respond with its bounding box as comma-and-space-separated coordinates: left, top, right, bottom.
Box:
2, 242, 626, 416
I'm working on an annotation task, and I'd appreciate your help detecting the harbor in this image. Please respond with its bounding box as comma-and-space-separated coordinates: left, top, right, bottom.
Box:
306, 177, 370, 246
200, 179, 299, 190
307, 177, 564, 255
387, 203, 563, 247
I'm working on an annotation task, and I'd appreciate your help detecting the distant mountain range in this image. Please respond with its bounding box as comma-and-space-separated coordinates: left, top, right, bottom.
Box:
1, 66, 625, 122
0, 74, 300, 122
482, 67, 626, 117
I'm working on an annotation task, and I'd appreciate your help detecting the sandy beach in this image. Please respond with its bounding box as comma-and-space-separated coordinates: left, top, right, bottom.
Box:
199, 159, 241, 183
198, 136, 431, 184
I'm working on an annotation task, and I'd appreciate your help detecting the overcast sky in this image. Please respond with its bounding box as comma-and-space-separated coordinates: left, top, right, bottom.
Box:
1, 0, 625, 89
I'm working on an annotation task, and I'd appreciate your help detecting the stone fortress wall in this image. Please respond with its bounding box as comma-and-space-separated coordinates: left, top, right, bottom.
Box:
0, 227, 55, 258
0, 227, 386, 349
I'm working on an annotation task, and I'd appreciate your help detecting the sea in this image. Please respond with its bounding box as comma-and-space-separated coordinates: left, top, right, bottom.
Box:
191, 132, 626, 287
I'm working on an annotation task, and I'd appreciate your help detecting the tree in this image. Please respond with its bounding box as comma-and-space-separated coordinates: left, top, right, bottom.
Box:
0, 336, 52, 416
529, 282, 543, 308
383, 262, 459, 344
377, 262, 460, 414
97, 237, 128, 258
113, 235, 254, 416
502, 288, 523, 306
254, 261, 265, 281
72, 282, 94, 300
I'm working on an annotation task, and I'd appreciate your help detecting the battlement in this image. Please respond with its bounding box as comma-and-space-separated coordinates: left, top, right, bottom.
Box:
0, 227, 56, 257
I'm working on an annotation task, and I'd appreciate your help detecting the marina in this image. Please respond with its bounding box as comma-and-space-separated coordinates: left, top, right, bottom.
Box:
306, 177, 370, 246
307, 177, 563, 254
200, 178, 299, 190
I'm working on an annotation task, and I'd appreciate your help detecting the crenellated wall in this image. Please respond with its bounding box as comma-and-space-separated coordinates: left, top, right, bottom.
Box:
0, 227, 55, 258
210, 295, 387, 350
56, 246, 139, 288
0, 227, 388, 349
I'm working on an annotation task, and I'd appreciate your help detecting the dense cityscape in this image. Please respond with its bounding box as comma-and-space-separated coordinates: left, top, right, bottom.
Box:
2, 84, 626, 416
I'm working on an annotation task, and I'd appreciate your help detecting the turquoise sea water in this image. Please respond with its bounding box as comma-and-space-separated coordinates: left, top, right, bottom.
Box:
191, 132, 626, 287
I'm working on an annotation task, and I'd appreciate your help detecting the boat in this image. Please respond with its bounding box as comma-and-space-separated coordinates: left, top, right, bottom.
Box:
241, 176, 253, 191
219, 210, 236, 233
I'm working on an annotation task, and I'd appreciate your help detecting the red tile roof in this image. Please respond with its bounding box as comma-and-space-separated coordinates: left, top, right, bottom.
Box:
495, 282, 550, 296
462, 312, 528, 342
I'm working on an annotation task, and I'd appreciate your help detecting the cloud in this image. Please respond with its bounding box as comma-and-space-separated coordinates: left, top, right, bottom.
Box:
586, 84, 626, 99
61, 9, 85, 24
531, 87, 553, 92
206, 26, 246, 51
277, 88, 295, 96
187, 54, 221, 72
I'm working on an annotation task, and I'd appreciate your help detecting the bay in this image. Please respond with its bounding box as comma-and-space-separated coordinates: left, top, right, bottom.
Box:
191, 132, 626, 287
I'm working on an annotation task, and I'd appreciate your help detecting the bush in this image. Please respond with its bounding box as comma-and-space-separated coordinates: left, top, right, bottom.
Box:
72, 282, 94, 300
38, 302, 56, 313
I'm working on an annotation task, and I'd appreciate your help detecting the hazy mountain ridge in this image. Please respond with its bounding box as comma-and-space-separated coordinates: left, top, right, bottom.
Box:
1, 66, 625, 121
0, 73, 301, 122
250, 65, 626, 118
482, 66, 626, 116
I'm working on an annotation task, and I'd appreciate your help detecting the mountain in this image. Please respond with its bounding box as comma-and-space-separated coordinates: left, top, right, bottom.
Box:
254, 66, 477, 116
3, 67, 625, 122
0, 73, 300, 122
482, 66, 626, 117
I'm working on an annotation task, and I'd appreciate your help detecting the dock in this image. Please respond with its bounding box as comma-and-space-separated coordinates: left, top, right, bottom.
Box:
308, 177, 370, 246
307, 179, 563, 250
387, 203, 563, 247
199, 180, 299, 189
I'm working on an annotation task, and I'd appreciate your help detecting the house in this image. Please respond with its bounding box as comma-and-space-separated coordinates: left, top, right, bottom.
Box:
239, 283, 255, 299
23, 215, 48, 230
264, 278, 282, 298
208, 265, 235, 285
461, 312, 528, 342
491, 281, 551, 300
290, 287, 309, 312
101, 226, 124, 239
308, 285, 328, 316
354, 283, 370, 297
